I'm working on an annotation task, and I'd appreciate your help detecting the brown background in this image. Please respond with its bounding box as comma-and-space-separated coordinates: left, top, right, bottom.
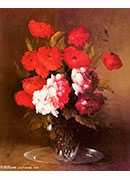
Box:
0, 9, 130, 170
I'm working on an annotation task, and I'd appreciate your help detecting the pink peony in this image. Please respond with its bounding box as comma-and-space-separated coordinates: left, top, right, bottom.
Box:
33, 74, 71, 117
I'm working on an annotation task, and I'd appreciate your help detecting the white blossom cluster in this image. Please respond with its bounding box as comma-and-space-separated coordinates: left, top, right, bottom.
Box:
32, 74, 63, 117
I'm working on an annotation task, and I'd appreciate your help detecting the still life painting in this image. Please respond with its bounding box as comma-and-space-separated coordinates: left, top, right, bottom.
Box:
0, 8, 130, 170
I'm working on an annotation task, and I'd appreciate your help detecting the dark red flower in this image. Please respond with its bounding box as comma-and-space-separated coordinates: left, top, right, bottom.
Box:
21, 51, 36, 71
15, 90, 34, 109
37, 47, 62, 71
28, 20, 54, 38
22, 76, 45, 96
102, 52, 123, 70
75, 93, 104, 115
68, 26, 90, 47
64, 47, 91, 69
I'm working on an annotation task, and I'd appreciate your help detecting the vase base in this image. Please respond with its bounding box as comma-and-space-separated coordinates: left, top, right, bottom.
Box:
24, 146, 104, 165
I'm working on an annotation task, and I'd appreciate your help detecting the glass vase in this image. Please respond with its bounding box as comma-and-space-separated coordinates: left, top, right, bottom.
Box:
24, 117, 104, 164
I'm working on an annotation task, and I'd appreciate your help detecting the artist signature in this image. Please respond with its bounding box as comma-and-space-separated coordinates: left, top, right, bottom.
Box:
0, 165, 39, 170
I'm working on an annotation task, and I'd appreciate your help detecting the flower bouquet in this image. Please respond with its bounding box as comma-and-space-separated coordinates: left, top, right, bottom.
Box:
14, 20, 123, 163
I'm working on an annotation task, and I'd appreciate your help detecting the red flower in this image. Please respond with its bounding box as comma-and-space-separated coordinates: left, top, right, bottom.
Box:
68, 26, 90, 47
21, 51, 36, 71
22, 76, 45, 96
28, 20, 54, 38
31, 52, 49, 78
21, 51, 49, 78
37, 47, 62, 71
64, 47, 91, 69
15, 90, 34, 109
35, 63, 49, 78
102, 52, 123, 70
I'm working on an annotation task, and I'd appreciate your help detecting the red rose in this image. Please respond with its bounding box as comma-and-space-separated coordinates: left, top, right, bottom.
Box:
64, 47, 91, 69
22, 76, 45, 96
102, 52, 123, 70
28, 20, 54, 38
68, 26, 90, 48
15, 90, 34, 109
37, 47, 62, 71
21, 51, 36, 71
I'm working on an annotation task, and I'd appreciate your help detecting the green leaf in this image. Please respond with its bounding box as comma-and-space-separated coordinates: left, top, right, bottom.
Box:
49, 31, 65, 49
55, 36, 66, 50
63, 108, 97, 129
24, 110, 57, 132
74, 114, 97, 129
25, 38, 33, 51
14, 61, 31, 79
84, 42, 93, 52
89, 46, 95, 59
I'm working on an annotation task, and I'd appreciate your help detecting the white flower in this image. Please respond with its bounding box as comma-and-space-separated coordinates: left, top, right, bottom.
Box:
72, 83, 82, 95
71, 67, 85, 95
32, 76, 59, 117
32, 73, 70, 117
75, 73, 83, 84
80, 67, 86, 73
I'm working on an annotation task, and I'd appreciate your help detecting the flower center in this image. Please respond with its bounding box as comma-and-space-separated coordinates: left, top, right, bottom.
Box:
72, 56, 77, 62
48, 53, 52, 59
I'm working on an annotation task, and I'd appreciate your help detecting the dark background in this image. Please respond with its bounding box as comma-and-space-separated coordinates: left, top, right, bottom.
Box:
0, 9, 130, 170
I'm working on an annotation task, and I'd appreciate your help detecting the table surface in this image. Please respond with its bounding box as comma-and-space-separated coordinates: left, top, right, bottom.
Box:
0, 128, 130, 171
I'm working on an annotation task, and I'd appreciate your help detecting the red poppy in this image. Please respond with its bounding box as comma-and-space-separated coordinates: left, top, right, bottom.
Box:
37, 47, 62, 71
15, 90, 34, 109
22, 76, 45, 96
28, 20, 54, 38
102, 52, 123, 70
68, 26, 90, 48
64, 47, 91, 69
21, 51, 36, 71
